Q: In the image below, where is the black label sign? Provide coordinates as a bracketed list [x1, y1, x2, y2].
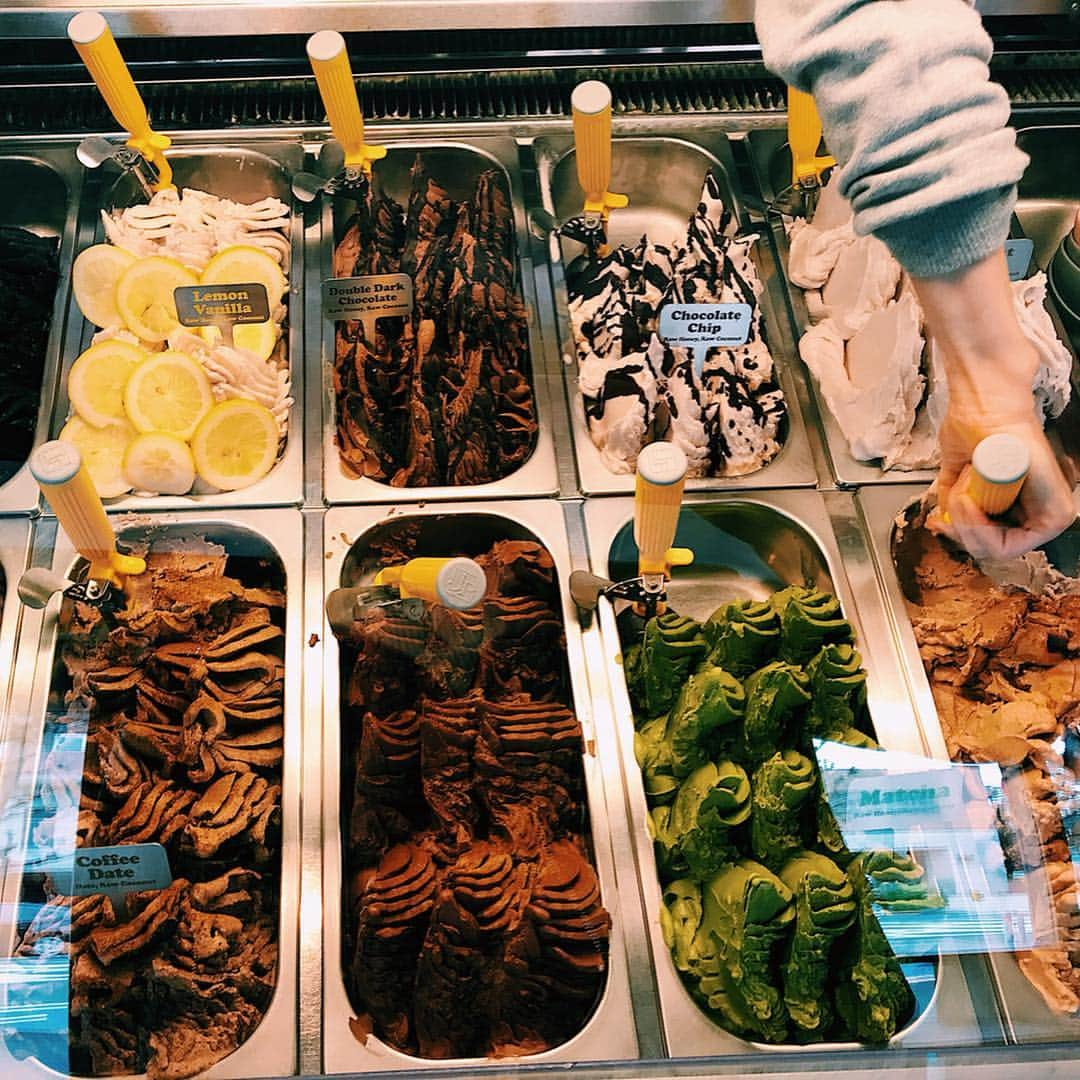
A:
[322, 272, 413, 322]
[174, 282, 271, 327]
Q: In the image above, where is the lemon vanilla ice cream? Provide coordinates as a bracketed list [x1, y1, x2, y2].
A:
[65, 187, 293, 498]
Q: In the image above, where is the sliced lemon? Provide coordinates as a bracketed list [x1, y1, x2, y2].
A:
[116, 255, 198, 344]
[201, 245, 287, 305]
[191, 398, 279, 491]
[58, 415, 134, 499]
[72, 244, 137, 329]
[199, 319, 279, 361]
[123, 350, 214, 440]
[67, 339, 147, 428]
[123, 431, 196, 495]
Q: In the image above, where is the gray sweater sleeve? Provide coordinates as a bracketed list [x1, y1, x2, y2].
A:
[753, 0, 1028, 278]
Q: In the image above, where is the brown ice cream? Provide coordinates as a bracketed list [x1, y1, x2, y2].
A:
[10, 545, 286, 1078]
[898, 520, 1080, 1012]
[333, 155, 537, 486]
[337, 535, 609, 1058]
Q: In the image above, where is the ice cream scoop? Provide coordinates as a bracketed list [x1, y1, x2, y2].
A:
[562, 81, 628, 256]
[68, 12, 173, 191]
[300, 30, 386, 202]
[770, 87, 836, 222]
[29, 439, 145, 592]
[326, 556, 487, 634]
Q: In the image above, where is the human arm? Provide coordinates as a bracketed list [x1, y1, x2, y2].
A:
[910, 252, 1075, 559]
[754, 0, 1074, 555]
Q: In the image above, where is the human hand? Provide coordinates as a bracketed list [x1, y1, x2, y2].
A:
[927, 400, 1075, 561]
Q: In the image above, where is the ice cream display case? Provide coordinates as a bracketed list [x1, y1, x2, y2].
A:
[0, 3, 1077, 1078]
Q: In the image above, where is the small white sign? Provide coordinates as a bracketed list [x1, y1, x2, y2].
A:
[72, 843, 172, 900]
[658, 303, 752, 378]
[1005, 238, 1033, 281]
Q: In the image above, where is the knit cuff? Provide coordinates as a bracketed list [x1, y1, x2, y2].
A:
[872, 186, 1017, 279]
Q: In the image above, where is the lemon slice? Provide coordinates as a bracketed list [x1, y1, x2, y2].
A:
[199, 319, 279, 361]
[58, 415, 134, 499]
[123, 350, 214, 440]
[73, 244, 137, 328]
[68, 339, 146, 428]
[116, 256, 198, 344]
[201, 245, 287, 305]
[191, 398, 279, 491]
[123, 431, 196, 495]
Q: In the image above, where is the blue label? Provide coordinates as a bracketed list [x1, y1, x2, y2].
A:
[1005, 238, 1033, 281]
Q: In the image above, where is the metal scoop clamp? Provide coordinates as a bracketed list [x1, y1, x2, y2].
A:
[21, 440, 147, 610]
[769, 87, 836, 224]
[571, 442, 694, 622]
[68, 11, 173, 199]
[530, 80, 628, 253]
[326, 556, 488, 635]
[293, 30, 387, 204]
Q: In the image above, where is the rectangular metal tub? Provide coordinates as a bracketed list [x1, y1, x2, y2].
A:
[746, 127, 1080, 487]
[532, 130, 817, 496]
[52, 138, 306, 511]
[0, 508, 303, 1078]
[317, 138, 559, 504]
[744, 129, 936, 490]
[582, 489, 983, 1056]
[320, 500, 636, 1071]
[858, 482, 1080, 1045]
[0, 144, 83, 514]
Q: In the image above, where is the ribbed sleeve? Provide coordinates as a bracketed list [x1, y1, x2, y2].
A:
[754, 0, 1029, 278]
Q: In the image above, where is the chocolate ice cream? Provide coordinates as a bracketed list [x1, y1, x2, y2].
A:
[9, 544, 286, 1079]
[897, 517, 1080, 1012]
[336, 535, 609, 1058]
[333, 157, 537, 486]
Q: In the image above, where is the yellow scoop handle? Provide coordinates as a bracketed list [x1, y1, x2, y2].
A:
[374, 557, 487, 609]
[67, 11, 173, 190]
[30, 441, 145, 588]
[788, 86, 836, 188]
[939, 433, 1030, 525]
[634, 443, 693, 578]
[571, 80, 628, 220]
[307, 30, 386, 175]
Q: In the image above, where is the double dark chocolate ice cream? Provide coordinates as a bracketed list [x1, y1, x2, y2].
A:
[333, 157, 537, 487]
[9, 545, 286, 1079]
[336, 534, 609, 1058]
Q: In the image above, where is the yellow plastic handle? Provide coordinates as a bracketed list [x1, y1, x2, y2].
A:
[68, 11, 173, 190]
[307, 30, 386, 175]
[968, 433, 1030, 516]
[30, 441, 146, 588]
[571, 80, 628, 219]
[634, 443, 689, 577]
[374, 557, 487, 609]
[788, 86, 836, 188]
